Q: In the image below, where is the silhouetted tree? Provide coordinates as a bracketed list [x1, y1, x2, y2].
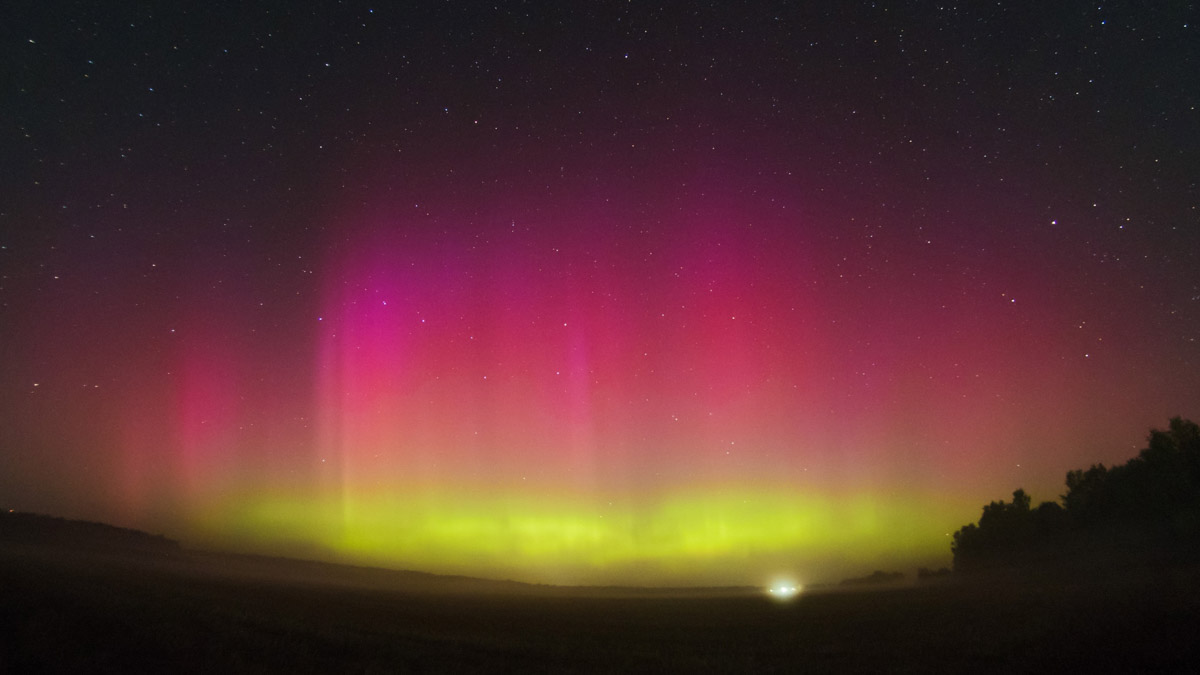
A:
[1033, 501, 1068, 535]
[1061, 417, 1200, 526]
[916, 567, 952, 581]
[954, 417, 1200, 573]
[1063, 464, 1109, 522]
[952, 489, 1042, 571]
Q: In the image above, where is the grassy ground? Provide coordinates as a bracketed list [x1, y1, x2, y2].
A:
[2, 542, 1199, 673]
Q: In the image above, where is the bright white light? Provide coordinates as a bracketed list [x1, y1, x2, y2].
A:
[767, 582, 802, 600]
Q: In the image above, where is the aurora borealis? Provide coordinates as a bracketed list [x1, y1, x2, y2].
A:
[2, 2, 1198, 586]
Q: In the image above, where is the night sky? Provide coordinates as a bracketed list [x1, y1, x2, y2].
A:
[2, 2, 1198, 586]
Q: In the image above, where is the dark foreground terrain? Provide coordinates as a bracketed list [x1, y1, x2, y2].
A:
[2, 522, 1199, 673]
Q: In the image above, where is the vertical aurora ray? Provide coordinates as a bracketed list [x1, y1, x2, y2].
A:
[175, 327, 242, 500]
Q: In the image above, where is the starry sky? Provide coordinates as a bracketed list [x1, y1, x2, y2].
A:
[2, 1, 1198, 586]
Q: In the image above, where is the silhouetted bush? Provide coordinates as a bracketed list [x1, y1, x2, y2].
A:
[839, 570, 904, 586]
[916, 567, 952, 581]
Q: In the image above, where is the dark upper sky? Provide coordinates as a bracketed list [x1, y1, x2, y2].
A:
[1, 1, 1198, 585]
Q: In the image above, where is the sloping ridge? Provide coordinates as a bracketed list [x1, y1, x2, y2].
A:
[0, 511, 180, 554]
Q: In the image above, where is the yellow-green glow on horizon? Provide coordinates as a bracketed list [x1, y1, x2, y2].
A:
[187, 485, 970, 585]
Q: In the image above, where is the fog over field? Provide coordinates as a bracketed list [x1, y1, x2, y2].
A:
[3, 513, 1199, 672]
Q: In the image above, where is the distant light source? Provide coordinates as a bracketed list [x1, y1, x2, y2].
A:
[767, 583, 801, 600]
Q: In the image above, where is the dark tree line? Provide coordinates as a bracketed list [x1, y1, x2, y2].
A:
[952, 417, 1200, 573]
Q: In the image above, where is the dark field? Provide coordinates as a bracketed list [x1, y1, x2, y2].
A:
[3, 541, 1199, 673]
